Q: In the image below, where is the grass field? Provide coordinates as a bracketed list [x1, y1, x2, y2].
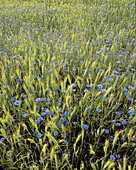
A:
[0, 0, 136, 169]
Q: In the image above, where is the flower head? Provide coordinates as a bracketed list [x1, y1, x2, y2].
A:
[58, 125, 62, 128]
[120, 118, 127, 125]
[115, 154, 121, 159]
[62, 153, 67, 158]
[102, 89, 107, 93]
[73, 121, 77, 125]
[63, 140, 68, 146]
[45, 109, 50, 114]
[60, 118, 66, 122]
[23, 113, 29, 117]
[115, 111, 120, 115]
[37, 133, 42, 138]
[128, 97, 133, 101]
[87, 106, 91, 111]
[41, 112, 46, 116]
[110, 155, 116, 161]
[83, 124, 89, 129]
[110, 136, 114, 141]
[128, 110, 134, 116]
[84, 89, 89, 93]
[14, 101, 20, 106]
[0, 137, 5, 142]
[54, 131, 58, 136]
[105, 129, 109, 133]
[36, 119, 41, 124]
[36, 98, 41, 102]
[96, 108, 102, 112]
[66, 120, 69, 124]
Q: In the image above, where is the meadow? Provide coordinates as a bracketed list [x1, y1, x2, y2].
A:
[0, 0, 136, 169]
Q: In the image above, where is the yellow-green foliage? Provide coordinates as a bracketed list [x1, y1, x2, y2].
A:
[0, 0, 135, 169]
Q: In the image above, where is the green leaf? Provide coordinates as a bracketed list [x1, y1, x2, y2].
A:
[123, 157, 127, 170]
[46, 132, 60, 149]
[89, 144, 95, 155]
[103, 139, 109, 154]
[90, 163, 97, 170]
[108, 162, 115, 169]
[74, 133, 82, 153]
[102, 160, 111, 170]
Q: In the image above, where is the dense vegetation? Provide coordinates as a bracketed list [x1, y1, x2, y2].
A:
[0, 0, 135, 169]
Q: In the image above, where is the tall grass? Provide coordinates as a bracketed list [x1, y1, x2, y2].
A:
[0, 0, 136, 169]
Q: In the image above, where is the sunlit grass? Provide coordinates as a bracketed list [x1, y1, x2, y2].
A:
[0, 0, 136, 169]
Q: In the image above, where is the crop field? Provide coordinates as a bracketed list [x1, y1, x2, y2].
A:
[0, 0, 136, 169]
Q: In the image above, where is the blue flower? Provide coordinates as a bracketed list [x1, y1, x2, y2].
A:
[120, 118, 127, 125]
[105, 129, 109, 133]
[110, 155, 116, 161]
[41, 112, 46, 116]
[53, 87, 57, 91]
[73, 122, 77, 125]
[114, 75, 118, 78]
[115, 111, 120, 115]
[23, 95, 27, 98]
[86, 84, 92, 87]
[63, 140, 68, 146]
[41, 98, 46, 101]
[38, 117, 43, 121]
[96, 108, 102, 112]
[37, 133, 42, 138]
[14, 101, 20, 106]
[60, 118, 66, 122]
[66, 121, 69, 124]
[23, 113, 29, 117]
[115, 123, 121, 126]
[36, 98, 41, 102]
[83, 124, 89, 129]
[62, 153, 67, 158]
[58, 125, 62, 128]
[7, 151, 13, 157]
[110, 136, 114, 141]
[36, 119, 41, 124]
[0, 137, 5, 142]
[64, 111, 69, 116]
[84, 89, 89, 93]
[45, 109, 50, 114]
[109, 78, 113, 81]
[112, 120, 115, 124]
[115, 154, 121, 159]
[128, 110, 134, 116]
[36, 106, 39, 110]
[87, 106, 91, 111]
[128, 97, 133, 101]
[59, 108, 63, 112]
[128, 86, 133, 89]
[57, 102, 61, 106]
[102, 89, 107, 93]
[105, 97, 110, 101]
[124, 155, 129, 160]
[54, 131, 58, 136]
